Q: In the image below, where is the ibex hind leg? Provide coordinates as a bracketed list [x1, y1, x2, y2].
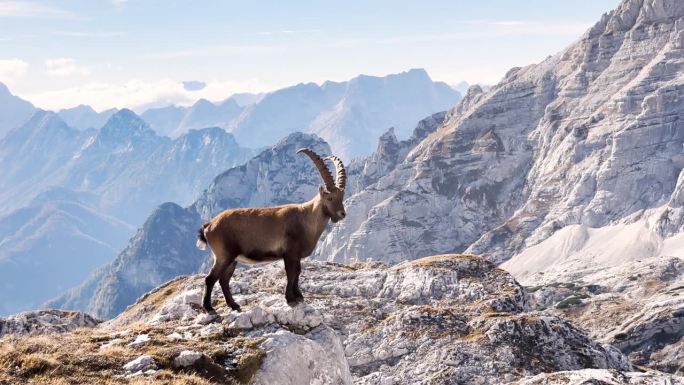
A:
[219, 260, 241, 312]
[203, 250, 229, 314]
[284, 258, 304, 306]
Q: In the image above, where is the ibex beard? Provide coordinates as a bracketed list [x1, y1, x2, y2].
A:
[196, 148, 347, 313]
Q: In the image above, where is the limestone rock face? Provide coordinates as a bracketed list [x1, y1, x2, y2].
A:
[314, 0, 684, 270]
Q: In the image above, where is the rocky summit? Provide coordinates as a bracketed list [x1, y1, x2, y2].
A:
[2, 255, 681, 384]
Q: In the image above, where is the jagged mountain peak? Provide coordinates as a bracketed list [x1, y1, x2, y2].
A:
[192, 98, 213, 107]
[95, 108, 155, 145]
[0, 82, 36, 138]
[103, 108, 148, 130]
[0, 82, 12, 96]
[61, 104, 96, 114]
[6, 110, 76, 139]
[57, 105, 117, 131]
[618, 0, 684, 25]
[193, 131, 331, 219]
[168, 127, 242, 160]
[378, 126, 398, 144]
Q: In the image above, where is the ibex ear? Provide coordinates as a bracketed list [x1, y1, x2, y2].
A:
[318, 185, 329, 196]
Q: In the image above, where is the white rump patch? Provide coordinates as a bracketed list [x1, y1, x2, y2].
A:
[196, 239, 207, 250]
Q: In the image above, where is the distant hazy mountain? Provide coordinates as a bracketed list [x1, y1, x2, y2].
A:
[230, 69, 460, 159]
[308, 69, 459, 158]
[0, 195, 133, 316]
[142, 98, 243, 138]
[139, 69, 460, 159]
[227, 92, 260, 107]
[57, 105, 118, 130]
[0, 108, 255, 314]
[49, 132, 330, 319]
[0, 109, 255, 224]
[0, 82, 35, 139]
[139, 105, 185, 136]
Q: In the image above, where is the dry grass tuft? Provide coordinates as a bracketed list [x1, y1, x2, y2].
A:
[0, 321, 266, 385]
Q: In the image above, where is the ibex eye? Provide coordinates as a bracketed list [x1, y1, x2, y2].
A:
[327, 197, 333, 202]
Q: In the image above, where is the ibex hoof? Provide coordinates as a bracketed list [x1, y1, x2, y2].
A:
[229, 304, 242, 312]
[286, 298, 304, 307]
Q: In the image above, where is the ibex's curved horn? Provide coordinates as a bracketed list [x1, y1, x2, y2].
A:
[326, 155, 346, 191]
[297, 148, 335, 190]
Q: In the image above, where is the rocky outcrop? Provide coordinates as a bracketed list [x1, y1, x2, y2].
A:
[6, 255, 680, 384]
[101, 255, 637, 384]
[515, 255, 684, 375]
[0, 310, 99, 337]
[509, 369, 684, 385]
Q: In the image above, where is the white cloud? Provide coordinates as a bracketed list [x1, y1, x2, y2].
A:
[45, 58, 91, 77]
[24, 78, 274, 111]
[0, 1, 76, 19]
[0, 58, 28, 85]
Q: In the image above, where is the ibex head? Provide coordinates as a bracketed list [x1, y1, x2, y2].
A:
[297, 148, 347, 223]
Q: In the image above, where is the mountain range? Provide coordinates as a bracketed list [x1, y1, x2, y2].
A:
[141, 69, 460, 159]
[228, 68, 460, 158]
[41, 0, 684, 375]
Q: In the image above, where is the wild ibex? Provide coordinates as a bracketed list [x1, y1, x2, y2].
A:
[196, 148, 347, 313]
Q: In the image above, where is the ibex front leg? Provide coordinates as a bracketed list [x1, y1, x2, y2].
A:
[293, 259, 304, 302]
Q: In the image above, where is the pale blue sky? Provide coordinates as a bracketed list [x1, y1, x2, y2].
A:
[0, 0, 621, 110]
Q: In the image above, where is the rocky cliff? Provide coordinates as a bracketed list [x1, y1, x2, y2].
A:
[315, 0, 684, 268]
